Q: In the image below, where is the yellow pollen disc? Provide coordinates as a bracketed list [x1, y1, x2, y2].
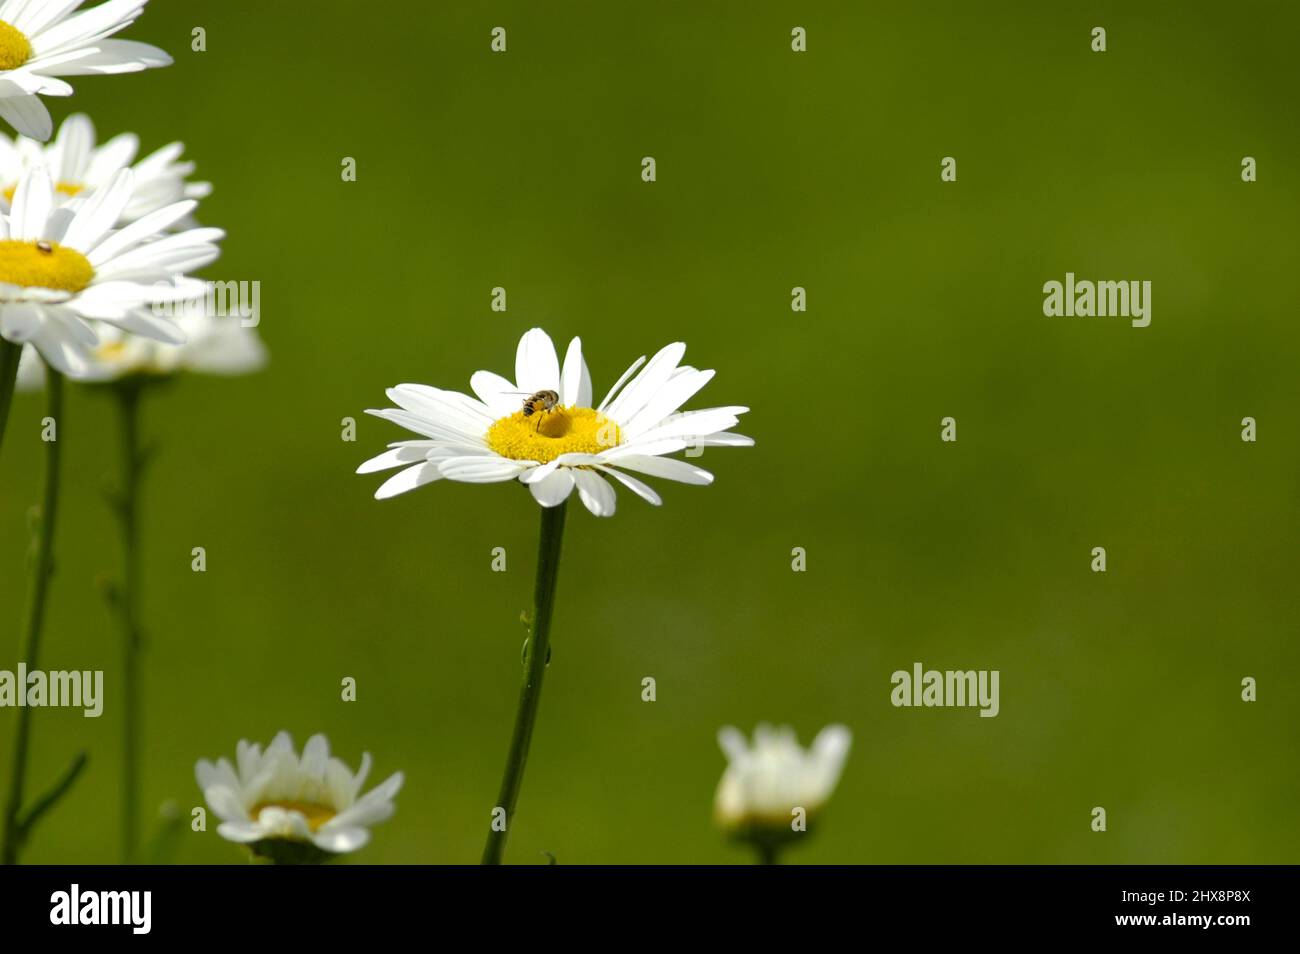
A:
[3, 182, 83, 202]
[0, 239, 94, 293]
[487, 406, 622, 463]
[250, 800, 337, 833]
[0, 21, 32, 71]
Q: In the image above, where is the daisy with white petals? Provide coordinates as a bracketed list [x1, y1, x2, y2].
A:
[196, 732, 404, 864]
[13, 309, 266, 388]
[0, 165, 222, 375]
[359, 327, 752, 517]
[0, 0, 170, 141]
[715, 723, 852, 862]
[360, 328, 752, 863]
[0, 112, 211, 223]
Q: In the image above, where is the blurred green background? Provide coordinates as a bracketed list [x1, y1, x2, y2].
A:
[1, 0, 1298, 864]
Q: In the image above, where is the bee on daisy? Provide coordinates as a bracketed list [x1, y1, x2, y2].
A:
[196, 732, 404, 864]
[0, 0, 172, 141]
[358, 327, 752, 516]
[360, 327, 751, 865]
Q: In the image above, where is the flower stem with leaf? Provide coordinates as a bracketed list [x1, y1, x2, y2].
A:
[1, 370, 87, 864]
[481, 500, 568, 865]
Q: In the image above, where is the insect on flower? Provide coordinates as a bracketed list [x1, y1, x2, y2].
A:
[519, 388, 559, 431]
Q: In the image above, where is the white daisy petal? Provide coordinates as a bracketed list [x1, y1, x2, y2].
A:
[356, 445, 433, 475]
[528, 467, 575, 507]
[606, 454, 714, 485]
[514, 326, 560, 393]
[374, 462, 442, 499]
[572, 468, 617, 517]
[437, 456, 527, 483]
[470, 369, 522, 417]
[311, 826, 370, 853]
[605, 341, 686, 424]
[0, 94, 51, 142]
[559, 336, 592, 408]
[621, 368, 716, 439]
[595, 464, 662, 506]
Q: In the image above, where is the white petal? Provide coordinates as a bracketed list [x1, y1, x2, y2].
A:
[621, 368, 715, 439]
[311, 826, 370, 853]
[559, 336, 591, 407]
[595, 465, 662, 506]
[356, 445, 432, 474]
[514, 327, 559, 394]
[572, 468, 616, 517]
[436, 456, 526, 483]
[605, 342, 686, 424]
[0, 94, 51, 142]
[10, 167, 53, 240]
[605, 454, 713, 485]
[470, 369, 521, 417]
[374, 461, 442, 499]
[60, 167, 132, 250]
[596, 354, 646, 412]
[528, 467, 574, 507]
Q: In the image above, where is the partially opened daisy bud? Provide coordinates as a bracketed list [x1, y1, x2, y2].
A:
[714, 723, 851, 856]
[195, 732, 404, 865]
[358, 327, 753, 516]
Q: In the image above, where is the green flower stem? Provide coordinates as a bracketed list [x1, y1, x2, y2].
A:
[0, 338, 21, 459]
[481, 500, 568, 865]
[110, 382, 147, 864]
[756, 843, 782, 866]
[2, 370, 71, 865]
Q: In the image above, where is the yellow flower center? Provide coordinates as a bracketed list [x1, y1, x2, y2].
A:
[486, 406, 621, 463]
[250, 800, 337, 833]
[0, 21, 32, 71]
[0, 239, 94, 293]
[3, 182, 84, 202]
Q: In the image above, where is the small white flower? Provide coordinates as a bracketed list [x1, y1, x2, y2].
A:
[0, 0, 172, 141]
[0, 165, 222, 375]
[0, 113, 211, 224]
[12, 308, 266, 387]
[196, 731, 404, 861]
[714, 723, 851, 838]
[358, 327, 753, 517]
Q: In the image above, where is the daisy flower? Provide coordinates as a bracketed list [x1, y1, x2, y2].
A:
[0, 165, 221, 375]
[196, 731, 404, 863]
[0, 0, 171, 141]
[0, 112, 211, 224]
[13, 307, 266, 387]
[358, 327, 753, 517]
[714, 723, 851, 847]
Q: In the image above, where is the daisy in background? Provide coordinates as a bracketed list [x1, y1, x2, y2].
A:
[0, 161, 230, 862]
[0, 165, 222, 375]
[714, 723, 852, 864]
[13, 307, 267, 387]
[197, 732, 404, 864]
[359, 327, 751, 865]
[359, 327, 752, 516]
[0, 0, 170, 141]
[0, 112, 211, 224]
